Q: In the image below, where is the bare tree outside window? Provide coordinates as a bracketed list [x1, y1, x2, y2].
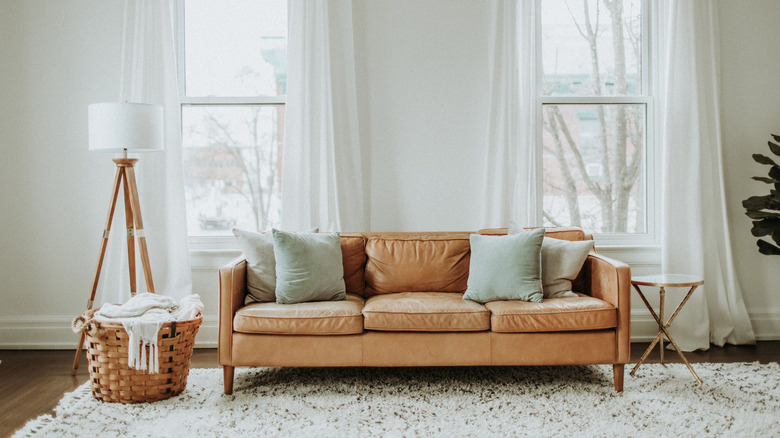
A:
[541, 0, 646, 234]
[182, 105, 283, 234]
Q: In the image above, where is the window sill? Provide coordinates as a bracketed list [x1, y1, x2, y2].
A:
[188, 237, 241, 270]
[594, 244, 661, 267]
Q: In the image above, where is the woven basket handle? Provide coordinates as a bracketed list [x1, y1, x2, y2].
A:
[72, 315, 105, 337]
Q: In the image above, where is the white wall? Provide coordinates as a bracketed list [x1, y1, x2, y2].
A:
[0, 1, 123, 346]
[354, 0, 491, 232]
[1, 0, 778, 348]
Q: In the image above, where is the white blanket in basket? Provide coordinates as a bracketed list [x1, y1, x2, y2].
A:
[95, 293, 203, 373]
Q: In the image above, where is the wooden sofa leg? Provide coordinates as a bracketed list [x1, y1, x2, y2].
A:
[613, 364, 624, 392]
[223, 365, 235, 395]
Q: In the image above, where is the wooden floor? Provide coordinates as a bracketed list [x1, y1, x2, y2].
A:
[2, 342, 778, 437]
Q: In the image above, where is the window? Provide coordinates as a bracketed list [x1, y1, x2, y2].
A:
[539, 0, 654, 240]
[177, 0, 287, 237]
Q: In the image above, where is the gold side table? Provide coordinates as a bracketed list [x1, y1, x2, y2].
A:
[630, 274, 704, 384]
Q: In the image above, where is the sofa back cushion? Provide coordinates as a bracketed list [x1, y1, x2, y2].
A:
[337, 228, 590, 298]
[340, 234, 367, 296]
[364, 233, 471, 295]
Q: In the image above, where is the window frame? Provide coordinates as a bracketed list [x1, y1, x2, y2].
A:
[175, 0, 287, 250]
[534, 0, 659, 247]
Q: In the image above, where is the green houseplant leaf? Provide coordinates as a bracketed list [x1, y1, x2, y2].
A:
[745, 210, 780, 220]
[753, 154, 779, 167]
[752, 177, 780, 184]
[751, 218, 780, 238]
[769, 165, 780, 180]
[742, 195, 780, 211]
[744, 134, 780, 255]
[757, 239, 780, 255]
[769, 141, 780, 156]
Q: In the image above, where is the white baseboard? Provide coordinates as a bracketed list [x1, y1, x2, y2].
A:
[742, 308, 780, 341]
[1, 309, 777, 349]
[0, 314, 219, 349]
[629, 308, 780, 342]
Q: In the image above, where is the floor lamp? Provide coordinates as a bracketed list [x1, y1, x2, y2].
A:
[72, 102, 164, 374]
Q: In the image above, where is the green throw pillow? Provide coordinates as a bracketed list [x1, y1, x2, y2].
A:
[463, 228, 544, 303]
[507, 224, 594, 298]
[233, 227, 318, 303]
[272, 229, 347, 304]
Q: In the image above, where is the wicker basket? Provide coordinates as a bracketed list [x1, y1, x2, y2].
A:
[75, 307, 202, 404]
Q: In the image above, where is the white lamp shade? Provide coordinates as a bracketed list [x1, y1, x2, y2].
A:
[88, 102, 164, 152]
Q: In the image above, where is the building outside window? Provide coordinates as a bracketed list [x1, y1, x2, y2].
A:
[177, 0, 287, 238]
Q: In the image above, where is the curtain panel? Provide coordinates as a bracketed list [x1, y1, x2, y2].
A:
[660, 0, 755, 350]
[482, 0, 538, 229]
[99, 0, 192, 303]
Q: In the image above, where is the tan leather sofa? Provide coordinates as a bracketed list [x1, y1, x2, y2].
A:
[218, 227, 631, 393]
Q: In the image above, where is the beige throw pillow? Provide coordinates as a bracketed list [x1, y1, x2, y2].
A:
[507, 224, 594, 298]
[540, 237, 594, 298]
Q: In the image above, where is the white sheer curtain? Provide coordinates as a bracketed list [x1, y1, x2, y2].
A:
[660, 0, 755, 350]
[482, 0, 538, 228]
[281, 0, 366, 232]
[99, 0, 192, 303]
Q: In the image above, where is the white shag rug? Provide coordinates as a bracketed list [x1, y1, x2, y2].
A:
[15, 362, 780, 437]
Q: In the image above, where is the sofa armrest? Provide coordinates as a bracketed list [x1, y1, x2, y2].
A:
[218, 256, 247, 366]
[584, 253, 631, 364]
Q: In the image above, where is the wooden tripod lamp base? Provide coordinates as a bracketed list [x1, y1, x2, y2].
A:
[74, 102, 164, 374]
[72, 157, 157, 374]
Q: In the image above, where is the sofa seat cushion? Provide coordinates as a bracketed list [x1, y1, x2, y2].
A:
[363, 292, 490, 332]
[234, 293, 364, 335]
[485, 293, 616, 333]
